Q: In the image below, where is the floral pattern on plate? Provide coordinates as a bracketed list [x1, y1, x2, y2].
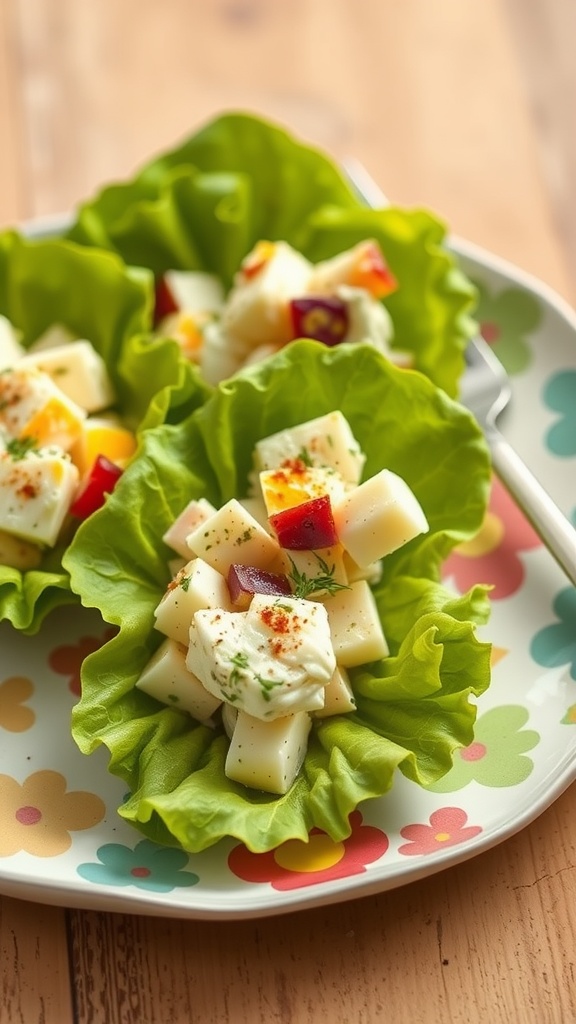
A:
[1, 240, 576, 917]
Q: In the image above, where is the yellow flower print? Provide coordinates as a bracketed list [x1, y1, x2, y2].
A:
[0, 770, 105, 857]
[0, 676, 35, 732]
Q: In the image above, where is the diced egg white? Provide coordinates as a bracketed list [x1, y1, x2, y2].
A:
[20, 340, 116, 413]
[186, 595, 335, 720]
[162, 497, 217, 560]
[254, 411, 366, 486]
[323, 579, 389, 667]
[0, 315, 25, 369]
[0, 445, 79, 546]
[0, 365, 86, 451]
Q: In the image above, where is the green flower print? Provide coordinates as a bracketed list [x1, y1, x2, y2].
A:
[473, 281, 541, 374]
[77, 838, 199, 892]
[426, 705, 540, 792]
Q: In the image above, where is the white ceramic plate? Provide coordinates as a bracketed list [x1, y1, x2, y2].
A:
[1, 237, 576, 920]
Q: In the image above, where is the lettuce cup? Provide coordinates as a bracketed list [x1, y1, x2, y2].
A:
[0, 231, 211, 633]
[66, 111, 477, 397]
[64, 341, 492, 854]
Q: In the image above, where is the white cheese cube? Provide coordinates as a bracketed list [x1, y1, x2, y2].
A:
[186, 498, 279, 574]
[135, 637, 221, 723]
[223, 241, 313, 350]
[154, 557, 233, 645]
[0, 446, 79, 546]
[20, 340, 116, 413]
[324, 579, 389, 667]
[187, 595, 335, 720]
[0, 527, 42, 569]
[314, 665, 356, 718]
[164, 270, 225, 313]
[162, 497, 217, 559]
[273, 545, 348, 599]
[225, 709, 312, 794]
[260, 464, 347, 516]
[0, 365, 86, 450]
[0, 315, 25, 369]
[333, 469, 429, 565]
[254, 411, 365, 486]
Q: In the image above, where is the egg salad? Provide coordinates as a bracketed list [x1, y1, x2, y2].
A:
[155, 239, 411, 384]
[0, 317, 136, 567]
[136, 410, 429, 795]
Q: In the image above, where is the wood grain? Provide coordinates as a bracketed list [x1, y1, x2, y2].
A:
[0, 897, 73, 1024]
[66, 791, 576, 1024]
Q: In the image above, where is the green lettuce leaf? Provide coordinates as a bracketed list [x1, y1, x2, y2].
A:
[0, 231, 212, 633]
[64, 341, 492, 853]
[65, 111, 476, 396]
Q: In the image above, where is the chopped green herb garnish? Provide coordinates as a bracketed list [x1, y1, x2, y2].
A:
[297, 446, 313, 467]
[288, 553, 351, 599]
[6, 436, 38, 460]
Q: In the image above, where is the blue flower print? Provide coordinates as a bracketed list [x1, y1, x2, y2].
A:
[530, 588, 576, 681]
[543, 371, 576, 457]
[77, 838, 199, 892]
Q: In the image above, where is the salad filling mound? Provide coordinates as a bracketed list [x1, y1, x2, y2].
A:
[142, 410, 430, 795]
[0, 232, 211, 633]
[154, 238, 411, 385]
[65, 111, 478, 397]
[65, 341, 493, 854]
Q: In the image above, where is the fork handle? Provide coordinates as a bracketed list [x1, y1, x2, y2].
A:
[490, 429, 576, 587]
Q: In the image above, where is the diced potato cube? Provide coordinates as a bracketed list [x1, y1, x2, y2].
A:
[27, 322, 78, 352]
[254, 411, 365, 485]
[0, 528, 42, 569]
[314, 665, 357, 718]
[135, 637, 221, 723]
[186, 498, 279, 574]
[162, 497, 217, 559]
[224, 709, 312, 794]
[20, 340, 116, 413]
[273, 544, 348, 598]
[323, 579, 388, 667]
[333, 469, 429, 565]
[154, 558, 232, 645]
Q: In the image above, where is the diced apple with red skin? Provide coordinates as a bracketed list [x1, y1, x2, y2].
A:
[289, 296, 349, 346]
[269, 494, 338, 550]
[227, 563, 292, 609]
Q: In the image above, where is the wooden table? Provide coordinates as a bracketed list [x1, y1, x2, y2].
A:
[1, 2, 575, 1021]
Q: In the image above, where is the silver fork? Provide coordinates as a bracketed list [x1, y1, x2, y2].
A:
[462, 334, 576, 586]
[344, 161, 576, 587]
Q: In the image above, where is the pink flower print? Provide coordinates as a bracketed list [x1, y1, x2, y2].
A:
[443, 475, 541, 599]
[398, 807, 482, 856]
[228, 811, 389, 890]
[49, 628, 116, 696]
